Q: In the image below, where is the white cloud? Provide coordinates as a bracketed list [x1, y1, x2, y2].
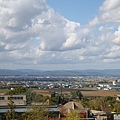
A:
[100, 0, 120, 11]
[0, 0, 120, 69]
[90, 0, 120, 26]
[114, 26, 120, 45]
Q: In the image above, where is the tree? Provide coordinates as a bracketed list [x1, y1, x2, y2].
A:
[5, 95, 17, 120]
[76, 90, 83, 100]
[33, 94, 49, 103]
[6, 87, 51, 104]
[22, 105, 47, 120]
[81, 97, 90, 108]
[25, 88, 37, 103]
[70, 90, 83, 100]
[6, 87, 29, 95]
[112, 101, 120, 113]
[64, 110, 82, 120]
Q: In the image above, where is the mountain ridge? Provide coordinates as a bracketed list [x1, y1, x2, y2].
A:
[0, 69, 120, 76]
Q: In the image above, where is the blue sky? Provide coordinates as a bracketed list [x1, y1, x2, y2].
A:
[46, 0, 104, 24]
[0, 0, 120, 70]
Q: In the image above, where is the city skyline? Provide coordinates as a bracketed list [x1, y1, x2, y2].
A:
[0, 0, 120, 70]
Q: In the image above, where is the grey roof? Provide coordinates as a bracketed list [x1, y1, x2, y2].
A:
[0, 106, 60, 113]
[45, 107, 59, 112]
[0, 108, 26, 113]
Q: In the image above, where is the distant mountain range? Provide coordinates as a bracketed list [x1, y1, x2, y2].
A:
[0, 69, 120, 76]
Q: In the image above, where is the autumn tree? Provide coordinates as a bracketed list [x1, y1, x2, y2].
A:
[64, 110, 82, 120]
[112, 101, 120, 113]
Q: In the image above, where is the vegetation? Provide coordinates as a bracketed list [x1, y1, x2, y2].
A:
[3, 87, 120, 119]
[33, 94, 49, 103]
[50, 90, 83, 105]
[6, 87, 29, 95]
[81, 96, 120, 113]
[50, 91, 69, 105]
[0, 88, 9, 93]
[112, 101, 120, 113]
[64, 110, 82, 120]
[6, 87, 49, 103]
[70, 90, 83, 100]
[5, 95, 17, 120]
[22, 105, 47, 120]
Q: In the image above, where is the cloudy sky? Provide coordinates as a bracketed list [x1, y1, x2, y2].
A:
[0, 0, 120, 70]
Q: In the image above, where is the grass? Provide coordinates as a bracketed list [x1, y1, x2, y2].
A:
[0, 89, 9, 94]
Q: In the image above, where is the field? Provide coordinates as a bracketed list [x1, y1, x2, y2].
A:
[0, 88, 119, 98]
[34, 88, 120, 97]
[0, 89, 9, 95]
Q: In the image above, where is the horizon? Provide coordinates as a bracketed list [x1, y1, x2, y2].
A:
[1, 68, 120, 71]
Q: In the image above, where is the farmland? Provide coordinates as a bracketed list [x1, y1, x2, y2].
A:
[34, 88, 120, 97]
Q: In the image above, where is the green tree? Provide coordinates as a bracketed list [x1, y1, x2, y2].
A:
[33, 94, 49, 103]
[6, 87, 40, 103]
[5, 95, 17, 120]
[70, 90, 83, 100]
[6, 87, 29, 95]
[22, 105, 47, 120]
[25, 88, 37, 103]
[76, 90, 83, 100]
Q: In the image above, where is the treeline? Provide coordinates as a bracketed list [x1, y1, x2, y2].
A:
[81, 96, 120, 113]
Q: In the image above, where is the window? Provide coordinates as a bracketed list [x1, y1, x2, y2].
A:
[0, 97, 4, 100]
[20, 97, 23, 100]
[8, 96, 23, 100]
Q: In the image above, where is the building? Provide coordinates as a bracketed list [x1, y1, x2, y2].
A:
[0, 95, 60, 120]
[7, 82, 27, 89]
[0, 105, 60, 120]
[60, 101, 92, 119]
[91, 110, 114, 120]
[116, 94, 120, 101]
[0, 95, 26, 106]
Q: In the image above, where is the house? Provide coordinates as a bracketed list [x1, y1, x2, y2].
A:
[60, 101, 92, 118]
[116, 94, 120, 101]
[91, 110, 114, 120]
[114, 114, 120, 120]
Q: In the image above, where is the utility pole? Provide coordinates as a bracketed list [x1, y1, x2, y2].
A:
[60, 83, 62, 96]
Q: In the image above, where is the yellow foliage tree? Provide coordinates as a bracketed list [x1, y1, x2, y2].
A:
[64, 110, 82, 120]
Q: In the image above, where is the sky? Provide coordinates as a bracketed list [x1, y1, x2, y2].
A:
[0, 0, 120, 70]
